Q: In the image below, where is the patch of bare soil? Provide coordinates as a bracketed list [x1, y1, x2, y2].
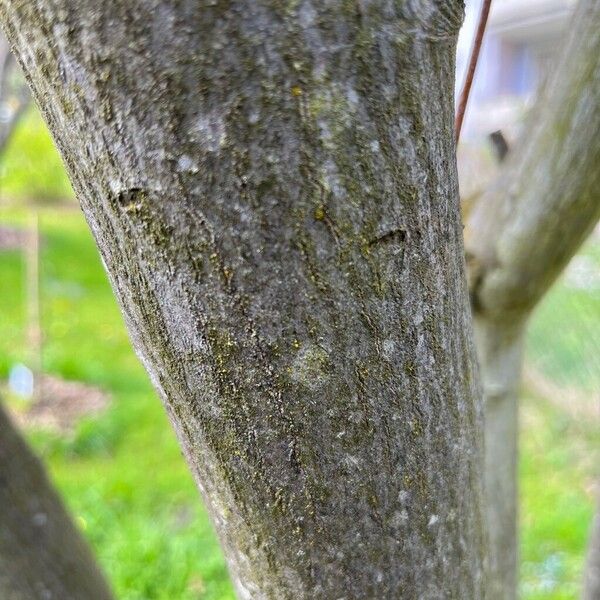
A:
[7, 374, 110, 433]
[0, 225, 28, 250]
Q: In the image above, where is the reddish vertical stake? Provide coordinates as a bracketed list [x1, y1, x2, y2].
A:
[455, 0, 493, 144]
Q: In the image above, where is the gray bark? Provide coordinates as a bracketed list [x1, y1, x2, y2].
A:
[465, 1, 600, 598]
[0, 403, 114, 600]
[0, 1, 487, 598]
[466, 0, 600, 322]
[584, 497, 600, 600]
[473, 320, 523, 600]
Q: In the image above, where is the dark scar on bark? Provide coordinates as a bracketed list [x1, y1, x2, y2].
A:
[368, 229, 407, 247]
[116, 187, 145, 208]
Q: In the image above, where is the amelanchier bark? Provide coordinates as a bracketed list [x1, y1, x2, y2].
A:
[0, 404, 114, 600]
[465, 0, 600, 597]
[583, 495, 600, 600]
[1, 1, 487, 598]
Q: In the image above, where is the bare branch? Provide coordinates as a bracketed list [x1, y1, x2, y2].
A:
[464, 3, 600, 596]
[465, 0, 600, 323]
[455, 0, 492, 143]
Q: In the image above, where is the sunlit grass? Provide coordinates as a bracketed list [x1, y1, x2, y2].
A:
[519, 392, 598, 599]
[0, 204, 233, 600]
[0, 108, 74, 202]
[527, 236, 600, 393]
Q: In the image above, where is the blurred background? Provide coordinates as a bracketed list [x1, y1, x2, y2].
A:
[0, 1, 598, 598]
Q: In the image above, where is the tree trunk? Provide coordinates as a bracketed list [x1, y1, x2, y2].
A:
[465, 1, 600, 597]
[0, 2, 487, 597]
[473, 319, 524, 600]
[584, 497, 600, 600]
[0, 404, 114, 600]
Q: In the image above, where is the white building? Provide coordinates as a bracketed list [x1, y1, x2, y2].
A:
[457, 0, 577, 139]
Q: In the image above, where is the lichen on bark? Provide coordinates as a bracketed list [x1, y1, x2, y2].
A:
[0, 1, 486, 598]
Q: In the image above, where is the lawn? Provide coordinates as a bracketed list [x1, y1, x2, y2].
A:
[0, 204, 234, 600]
[0, 110, 598, 599]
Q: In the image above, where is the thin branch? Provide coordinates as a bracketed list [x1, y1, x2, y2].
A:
[455, 0, 492, 144]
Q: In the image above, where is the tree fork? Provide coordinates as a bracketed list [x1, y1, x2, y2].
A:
[466, 1, 600, 597]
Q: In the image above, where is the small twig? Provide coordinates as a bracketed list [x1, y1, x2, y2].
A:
[455, 0, 493, 144]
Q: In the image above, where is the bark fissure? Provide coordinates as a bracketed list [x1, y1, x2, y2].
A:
[1, 2, 487, 598]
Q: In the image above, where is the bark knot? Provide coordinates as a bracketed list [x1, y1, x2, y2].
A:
[116, 187, 145, 210]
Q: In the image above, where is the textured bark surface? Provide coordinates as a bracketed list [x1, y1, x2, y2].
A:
[465, 1, 600, 598]
[0, 404, 114, 600]
[0, 2, 487, 597]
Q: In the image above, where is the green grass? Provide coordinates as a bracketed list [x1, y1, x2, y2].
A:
[0, 206, 233, 600]
[0, 109, 598, 599]
[519, 394, 599, 599]
[527, 237, 600, 392]
[0, 107, 74, 202]
[519, 237, 600, 598]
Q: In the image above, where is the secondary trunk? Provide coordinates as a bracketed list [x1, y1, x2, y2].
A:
[1, 2, 486, 597]
[0, 404, 114, 600]
[465, 1, 600, 597]
[583, 497, 600, 600]
[473, 319, 524, 600]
